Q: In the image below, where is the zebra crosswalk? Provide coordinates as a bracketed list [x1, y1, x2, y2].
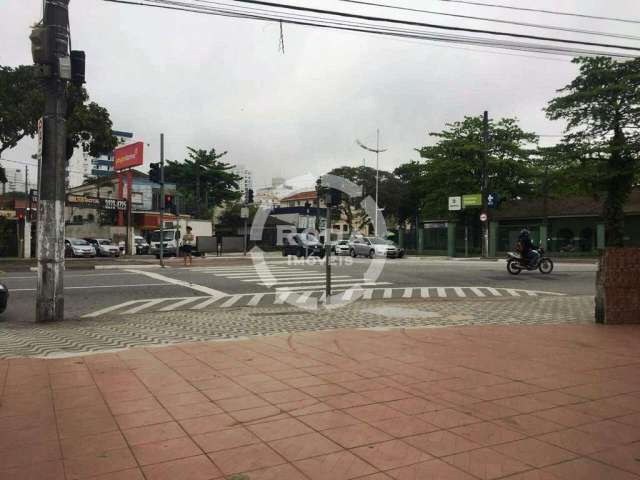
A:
[187, 264, 391, 291]
[82, 286, 565, 318]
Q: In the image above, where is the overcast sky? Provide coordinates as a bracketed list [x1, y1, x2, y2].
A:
[1, 0, 639, 188]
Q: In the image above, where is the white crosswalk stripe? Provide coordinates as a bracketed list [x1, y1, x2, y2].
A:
[81, 286, 566, 317]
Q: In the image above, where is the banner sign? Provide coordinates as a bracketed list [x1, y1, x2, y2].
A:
[114, 141, 144, 170]
[67, 195, 127, 211]
[463, 193, 482, 208]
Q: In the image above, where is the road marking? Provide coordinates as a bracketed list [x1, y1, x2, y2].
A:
[383, 288, 393, 299]
[485, 287, 502, 296]
[123, 298, 168, 314]
[470, 287, 486, 297]
[437, 288, 447, 298]
[159, 297, 203, 311]
[363, 289, 374, 300]
[453, 287, 466, 298]
[191, 295, 225, 310]
[259, 277, 357, 286]
[420, 287, 430, 298]
[275, 282, 390, 291]
[274, 292, 292, 304]
[402, 288, 413, 298]
[10, 283, 170, 292]
[296, 291, 313, 304]
[82, 300, 140, 318]
[244, 275, 350, 282]
[506, 289, 521, 297]
[247, 293, 266, 306]
[125, 269, 225, 297]
[220, 295, 242, 308]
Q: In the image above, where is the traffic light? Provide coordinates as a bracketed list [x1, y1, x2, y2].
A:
[329, 188, 342, 207]
[164, 194, 174, 212]
[70, 50, 85, 85]
[247, 189, 254, 204]
[149, 163, 161, 183]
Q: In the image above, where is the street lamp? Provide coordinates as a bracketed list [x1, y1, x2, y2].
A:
[356, 130, 387, 235]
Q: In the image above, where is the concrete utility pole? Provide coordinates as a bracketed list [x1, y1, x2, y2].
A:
[159, 133, 165, 267]
[481, 111, 490, 258]
[35, 0, 70, 322]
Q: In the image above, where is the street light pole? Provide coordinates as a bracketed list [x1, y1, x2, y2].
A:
[356, 131, 387, 236]
[159, 133, 165, 268]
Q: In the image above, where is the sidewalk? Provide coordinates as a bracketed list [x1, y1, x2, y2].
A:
[1, 299, 639, 480]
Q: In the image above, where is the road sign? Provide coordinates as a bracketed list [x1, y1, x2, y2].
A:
[448, 196, 462, 211]
[487, 192, 499, 208]
[480, 213, 488, 222]
[240, 207, 249, 219]
[114, 142, 144, 170]
[463, 193, 482, 208]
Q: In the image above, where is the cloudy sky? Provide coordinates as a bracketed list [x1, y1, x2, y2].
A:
[1, 0, 639, 188]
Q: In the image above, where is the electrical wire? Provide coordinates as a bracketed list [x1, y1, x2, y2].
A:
[335, 0, 640, 42]
[434, 0, 640, 25]
[226, 0, 640, 52]
[102, 0, 638, 58]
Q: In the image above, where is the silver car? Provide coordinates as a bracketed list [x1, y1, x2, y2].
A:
[65, 238, 96, 258]
[350, 237, 402, 258]
[332, 240, 351, 255]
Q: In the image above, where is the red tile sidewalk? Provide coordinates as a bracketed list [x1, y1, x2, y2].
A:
[1, 324, 640, 480]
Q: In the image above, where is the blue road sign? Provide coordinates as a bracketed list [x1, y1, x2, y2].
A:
[487, 192, 499, 208]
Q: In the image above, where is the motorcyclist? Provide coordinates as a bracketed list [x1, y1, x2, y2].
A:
[517, 228, 539, 267]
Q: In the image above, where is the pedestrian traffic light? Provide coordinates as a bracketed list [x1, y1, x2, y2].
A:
[164, 194, 173, 209]
[149, 163, 161, 183]
[247, 189, 254, 204]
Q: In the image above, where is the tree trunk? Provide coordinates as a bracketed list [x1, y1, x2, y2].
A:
[603, 121, 633, 247]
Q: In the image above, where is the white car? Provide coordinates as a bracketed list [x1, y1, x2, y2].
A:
[332, 240, 351, 255]
[85, 238, 120, 257]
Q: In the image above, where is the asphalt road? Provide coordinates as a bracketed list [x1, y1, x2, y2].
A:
[0, 256, 596, 322]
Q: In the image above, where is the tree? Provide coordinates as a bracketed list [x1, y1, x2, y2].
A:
[546, 56, 640, 247]
[164, 147, 241, 218]
[394, 161, 429, 226]
[328, 165, 403, 232]
[416, 115, 538, 219]
[0, 65, 117, 183]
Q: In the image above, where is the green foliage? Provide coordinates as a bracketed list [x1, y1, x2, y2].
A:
[545, 56, 640, 246]
[218, 203, 258, 230]
[415, 115, 538, 219]
[0, 64, 117, 182]
[164, 147, 241, 219]
[328, 165, 403, 231]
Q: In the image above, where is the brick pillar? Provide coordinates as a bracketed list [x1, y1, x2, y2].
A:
[596, 247, 640, 324]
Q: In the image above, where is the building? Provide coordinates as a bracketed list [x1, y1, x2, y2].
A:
[414, 190, 640, 256]
[66, 130, 135, 186]
[232, 164, 253, 200]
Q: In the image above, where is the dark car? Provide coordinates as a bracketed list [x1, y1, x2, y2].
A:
[0, 283, 8, 314]
[282, 233, 325, 258]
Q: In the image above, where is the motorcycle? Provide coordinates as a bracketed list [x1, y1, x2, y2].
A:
[506, 247, 554, 275]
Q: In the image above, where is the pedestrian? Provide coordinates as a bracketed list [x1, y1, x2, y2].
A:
[182, 226, 195, 266]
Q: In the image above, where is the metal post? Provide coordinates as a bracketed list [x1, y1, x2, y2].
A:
[126, 170, 133, 255]
[481, 111, 490, 258]
[175, 194, 180, 258]
[159, 133, 165, 267]
[36, 0, 69, 322]
[325, 197, 331, 302]
[243, 217, 248, 256]
[375, 129, 379, 235]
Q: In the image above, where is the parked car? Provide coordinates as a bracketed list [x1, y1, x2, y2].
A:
[65, 238, 96, 258]
[282, 233, 325, 258]
[0, 283, 8, 314]
[350, 237, 404, 258]
[84, 238, 120, 257]
[134, 236, 149, 255]
[331, 240, 351, 255]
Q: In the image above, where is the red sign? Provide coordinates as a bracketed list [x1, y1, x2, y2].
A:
[114, 141, 144, 170]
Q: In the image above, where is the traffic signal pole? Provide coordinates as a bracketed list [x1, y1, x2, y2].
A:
[481, 111, 489, 258]
[35, 0, 70, 322]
